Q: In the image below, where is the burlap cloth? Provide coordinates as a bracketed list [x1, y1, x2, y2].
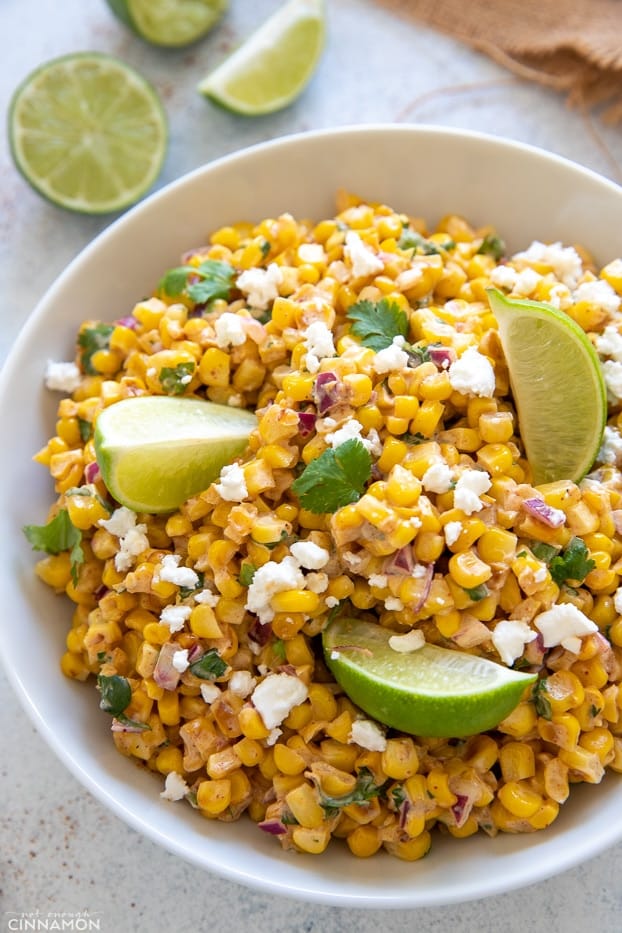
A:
[378, 0, 622, 122]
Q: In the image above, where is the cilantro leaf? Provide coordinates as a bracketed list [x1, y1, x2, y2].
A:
[397, 229, 442, 255]
[97, 673, 150, 731]
[179, 570, 204, 599]
[239, 563, 257, 587]
[319, 767, 385, 815]
[346, 298, 408, 352]
[549, 537, 595, 586]
[189, 648, 227, 680]
[77, 417, 92, 442]
[291, 439, 372, 513]
[530, 541, 559, 564]
[272, 639, 287, 662]
[159, 259, 235, 305]
[406, 345, 431, 366]
[477, 233, 506, 261]
[464, 584, 488, 601]
[531, 679, 553, 720]
[78, 323, 115, 375]
[159, 362, 195, 395]
[23, 509, 84, 585]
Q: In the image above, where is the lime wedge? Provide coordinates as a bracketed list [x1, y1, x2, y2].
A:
[198, 0, 326, 115]
[487, 287, 607, 485]
[323, 618, 536, 738]
[8, 53, 167, 215]
[94, 397, 257, 513]
[107, 0, 228, 47]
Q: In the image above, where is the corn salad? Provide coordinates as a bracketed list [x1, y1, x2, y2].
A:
[30, 192, 622, 861]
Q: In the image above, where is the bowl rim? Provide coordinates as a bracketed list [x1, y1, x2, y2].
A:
[2, 123, 622, 908]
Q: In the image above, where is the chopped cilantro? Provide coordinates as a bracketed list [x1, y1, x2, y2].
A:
[401, 431, 426, 445]
[159, 259, 235, 305]
[159, 362, 195, 395]
[179, 570, 204, 599]
[590, 704, 602, 719]
[78, 323, 114, 375]
[23, 508, 84, 586]
[280, 808, 298, 825]
[477, 233, 506, 261]
[530, 541, 559, 564]
[97, 673, 150, 731]
[77, 417, 92, 442]
[239, 563, 257, 587]
[189, 648, 227, 680]
[326, 599, 347, 624]
[265, 529, 290, 550]
[391, 784, 407, 809]
[531, 679, 553, 720]
[406, 344, 431, 367]
[397, 229, 441, 255]
[272, 639, 287, 662]
[291, 438, 372, 513]
[346, 298, 408, 352]
[549, 537, 595, 586]
[319, 767, 385, 816]
[464, 584, 488, 602]
[260, 239, 271, 259]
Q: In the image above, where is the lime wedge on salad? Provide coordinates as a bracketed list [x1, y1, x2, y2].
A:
[8, 53, 167, 215]
[94, 397, 257, 513]
[323, 617, 536, 738]
[487, 288, 607, 485]
[198, 0, 326, 115]
[106, 0, 228, 47]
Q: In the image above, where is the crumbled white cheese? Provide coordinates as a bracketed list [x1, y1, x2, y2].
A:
[160, 604, 192, 633]
[325, 595, 340, 608]
[349, 719, 387, 752]
[160, 771, 189, 801]
[547, 283, 572, 310]
[600, 426, 622, 465]
[324, 417, 377, 453]
[574, 279, 620, 314]
[422, 461, 453, 494]
[236, 262, 282, 310]
[513, 268, 541, 297]
[602, 359, 622, 402]
[534, 603, 598, 652]
[200, 682, 221, 704]
[305, 572, 329, 593]
[229, 670, 256, 698]
[44, 360, 82, 393]
[489, 265, 518, 290]
[513, 241, 583, 288]
[302, 320, 336, 373]
[266, 728, 282, 746]
[172, 649, 189, 673]
[388, 629, 425, 653]
[195, 589, 220, 607]
[491, 619, 537, 666]
[344, 230, 384, 279]
[99, 507, 149, 572]
[290, 540, 330, 570]
[614, 586, 622, 615]
[373, 336, 410, 374]
[448, 346, 495, 398]
[384, 596, 405, 611]
[327, 260, 349, 282]
[156, 554, 199, 589]
[595, 325, 622, 363]
[214, 312, 247, 348]
[214, 462, 248, 502]
[298, 243, 325, 264]
[453, 469, 492, 515]
[251, 673, 309, 730]
[444, 521, 463, 546]
[245, 556, 305, 624]
[369, 573, 389, 589]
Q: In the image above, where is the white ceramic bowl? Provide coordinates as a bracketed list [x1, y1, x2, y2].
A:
[2, 125, 621, 908]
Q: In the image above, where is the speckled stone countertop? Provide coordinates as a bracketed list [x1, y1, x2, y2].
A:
[1, 2, 622, 931]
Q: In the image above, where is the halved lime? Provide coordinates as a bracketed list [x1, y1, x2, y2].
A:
[198, 0, 326, 115]
[8, 53, 167, 214]
[487, 288, 607, 485]
[323, 617, 536, 738]
[107, 0, 228, 47]
[94, 397, 257, 513]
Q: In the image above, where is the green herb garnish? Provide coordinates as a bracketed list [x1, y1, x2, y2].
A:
[189, 648, 227, 680]
[346, 298, 408, 352]
[97, 673, 150, 731]
[78, 323, 115, 375]
[179, 570, 205, 599]
[530, 541, 559, 564]
[291, 438, 372, 513]
[464, 584, 488, 602]
[159, 362, 195, 395]
[239, 563, 257, 587]
[23, 509, 84, 586]
[549, 537, 595, 586]
[320, 767, 385, 816]
[159, 259, 235, 305]
[531, 678, 553, 720]
[273, 639, 287, 662]
[77, 417, 92, 442]
[477, 233, 506, 261]
[406, 344, 431, 366]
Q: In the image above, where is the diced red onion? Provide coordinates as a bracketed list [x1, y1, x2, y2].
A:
[428, 346, 456, 370]
[84, 461, 101, 484]
[521, 498, 566, 528]
[94, 584, 109, 602]
[187, 643, 204, 663]
[451, 793, 472, 829]
[411, 563, 434, 612]
[114, 315, 138, 330]
[258, 819, 288, 835]
[111, 719, 145, 733]
[153, 643, 182, 691]
[298, 411, 317, 437]
[384, 546, 414, 575]
[248, 620, 272, 647]
[398, 798, 412, 830]
[313, 372, 342, 414]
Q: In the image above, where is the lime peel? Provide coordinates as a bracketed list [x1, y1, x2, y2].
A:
[106, 0, 229, 47]
[323, 617, 536, 738]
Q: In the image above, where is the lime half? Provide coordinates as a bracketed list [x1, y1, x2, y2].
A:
[94, 396, 257, 513]
[198, 0, 326, 115]
[487, 288, 607, 485]
[107, 0, 228, 47]
[323, 617, 536, 738]
[8, 53, 167, 214]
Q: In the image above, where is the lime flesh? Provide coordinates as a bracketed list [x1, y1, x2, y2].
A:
[487, 288, 607, 485]
[107, 0, 228, 47]
[94, 397, 257, 513]
[8, 53, 167, 214]
[323, 618, 536, 738]
[198, 0, 326, 115]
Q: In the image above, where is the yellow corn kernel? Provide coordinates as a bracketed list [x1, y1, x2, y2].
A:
[273, 743, 307, 775]
[448, 550, 492, 588]
[477, 528, 517, 565]
[319, 738, 359, 772]
[476, 443, 514, 476]
[283, 700, 312, 730]
[292, 825, 331, 855]
[426, 770, 457, 807]
[435, 609, 461, 638]
[35, 553, 72, 590]
[158, 691, 180, 726]
[579, 727, 614, 764]
[270, 589, 320, 615]
[143, 622, 172, 646]
[498, 700, 538, 738]
[307, 683, 338, 721]
[609, 617, 622, 647]
[570, 655, 608, 689]
[499, 742, 536, 782]
[198, 347, 230, 387]
[478, 410, 514, 444]
[197, 778, 231, 815]
[60, 651, 90, 681]
[537, 713, 581, 751]
[414, 530, 445, 563]
[465, 734, 498, 772]
[189, 604, 223, 639]
[346, 824, 382, 858]
[381, 737, 419, 780]
[155, 746, 184, 775]
[234, 736, 264, 768]
[285, 782, 325, 829]
[164, 513, 193, 537]
[384, 831, 431, 862]
[409, 399, 444, 437]
[558, 746, 605, 782]
[238, 705, 270, 740]
[497, 780, 542, 818]
[543, 670, 585, 714]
